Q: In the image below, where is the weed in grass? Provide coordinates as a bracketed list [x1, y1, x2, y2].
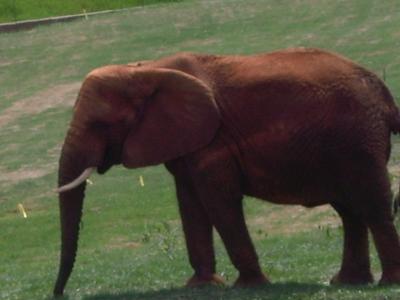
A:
[141, 221, 180, 260]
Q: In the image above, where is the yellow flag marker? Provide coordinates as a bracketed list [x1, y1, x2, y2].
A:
[86, 179, 93, 185]
[17, 204, 27, 218]
[139, 176, 145, 187]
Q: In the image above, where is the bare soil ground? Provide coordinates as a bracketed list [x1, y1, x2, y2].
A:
[248, 205, 340, 236]
[0, 82, 80, 184]
[0, 166, 51, 183]
[0, 82, 80, 128]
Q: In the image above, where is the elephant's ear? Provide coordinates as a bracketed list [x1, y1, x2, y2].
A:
[122, 68, 220, 168]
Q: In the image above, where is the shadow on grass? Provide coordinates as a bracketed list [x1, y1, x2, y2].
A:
[81, 282, 385, 300]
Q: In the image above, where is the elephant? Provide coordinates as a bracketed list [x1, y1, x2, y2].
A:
[53, 48, 400, 296]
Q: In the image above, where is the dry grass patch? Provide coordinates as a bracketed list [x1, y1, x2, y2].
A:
[106, 237, 141, 250]
[0, 82, 80, 128]
[248, 205, 340, 236]
[0, 166, 51, 183]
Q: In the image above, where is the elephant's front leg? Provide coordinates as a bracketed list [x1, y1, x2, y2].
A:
[172, 164, 225, 286]
[207, 196, 269, 286]
[188, 155, 269, 286]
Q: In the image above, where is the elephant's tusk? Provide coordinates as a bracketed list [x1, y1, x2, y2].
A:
[56, 167, 95, 193]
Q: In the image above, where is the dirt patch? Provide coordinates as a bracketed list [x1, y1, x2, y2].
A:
[389, 165, 400, 192]
[106, 237, 141, 250]
[0, 82, 81, 128]
[181, 38, 220, 48]
[0, 166, 53, 183]
[248, 205, 340, 236]
[0, 61, 13, 67]
[389, 165, 400, 177]
[0, 82, 78, 184]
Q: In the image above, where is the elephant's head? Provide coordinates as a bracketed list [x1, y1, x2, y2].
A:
[53, 65, 220, 296]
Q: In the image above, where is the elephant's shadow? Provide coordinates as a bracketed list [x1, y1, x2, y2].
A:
[77, 282, 383, 300]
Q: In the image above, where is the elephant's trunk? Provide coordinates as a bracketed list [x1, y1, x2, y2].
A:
[53, 143, 88, 296]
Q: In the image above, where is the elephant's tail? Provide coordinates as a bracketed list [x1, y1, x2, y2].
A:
[389, 108, 400, 134]
[381, 80, 400, 134]
[381, 84, 400, 215]
[390, 109, 400, 216]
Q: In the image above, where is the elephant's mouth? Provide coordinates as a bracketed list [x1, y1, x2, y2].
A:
[97, 162, 114, 174]
[97, 144, 123, 174]
[56, 146, 120, 193]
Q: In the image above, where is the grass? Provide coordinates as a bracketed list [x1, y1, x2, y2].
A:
[1, 0, 400, 299]
[0, 0, 181, 23]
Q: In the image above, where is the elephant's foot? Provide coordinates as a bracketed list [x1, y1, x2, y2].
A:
[330, 270, 374, 285]
[234, 272, 270, 287]
[186, 273, 225, 287]
[379, 268, 400, 285]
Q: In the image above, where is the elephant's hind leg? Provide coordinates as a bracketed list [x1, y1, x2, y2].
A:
[369, 219, 400, 284]
[212, 198, 269, 287]
[337, 159, 400, 285]
[363, 174, 400, 284]
[367, 204, 400, 284]
[330, 203, 374, 284]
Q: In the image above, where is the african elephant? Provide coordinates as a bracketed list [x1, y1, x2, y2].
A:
[53, 48, 400, 296]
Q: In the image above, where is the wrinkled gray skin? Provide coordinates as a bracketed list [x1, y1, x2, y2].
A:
[54, 48, 400, 296]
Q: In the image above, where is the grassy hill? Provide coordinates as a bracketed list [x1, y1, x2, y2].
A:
[1, 0, 400, 299]
[0, 0, 181, 23]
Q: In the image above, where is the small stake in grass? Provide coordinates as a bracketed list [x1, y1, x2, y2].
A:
[139, 175, 145, 187]
[17, 203, 27, 218]
[83, 9, 88, 20]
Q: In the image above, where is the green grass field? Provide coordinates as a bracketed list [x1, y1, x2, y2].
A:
[1, 0, 400, 299]
[0, 0, 181, 23]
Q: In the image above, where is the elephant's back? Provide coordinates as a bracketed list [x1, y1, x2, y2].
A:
[209, 48, 370, 90]
[210, 48, 396, 133]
